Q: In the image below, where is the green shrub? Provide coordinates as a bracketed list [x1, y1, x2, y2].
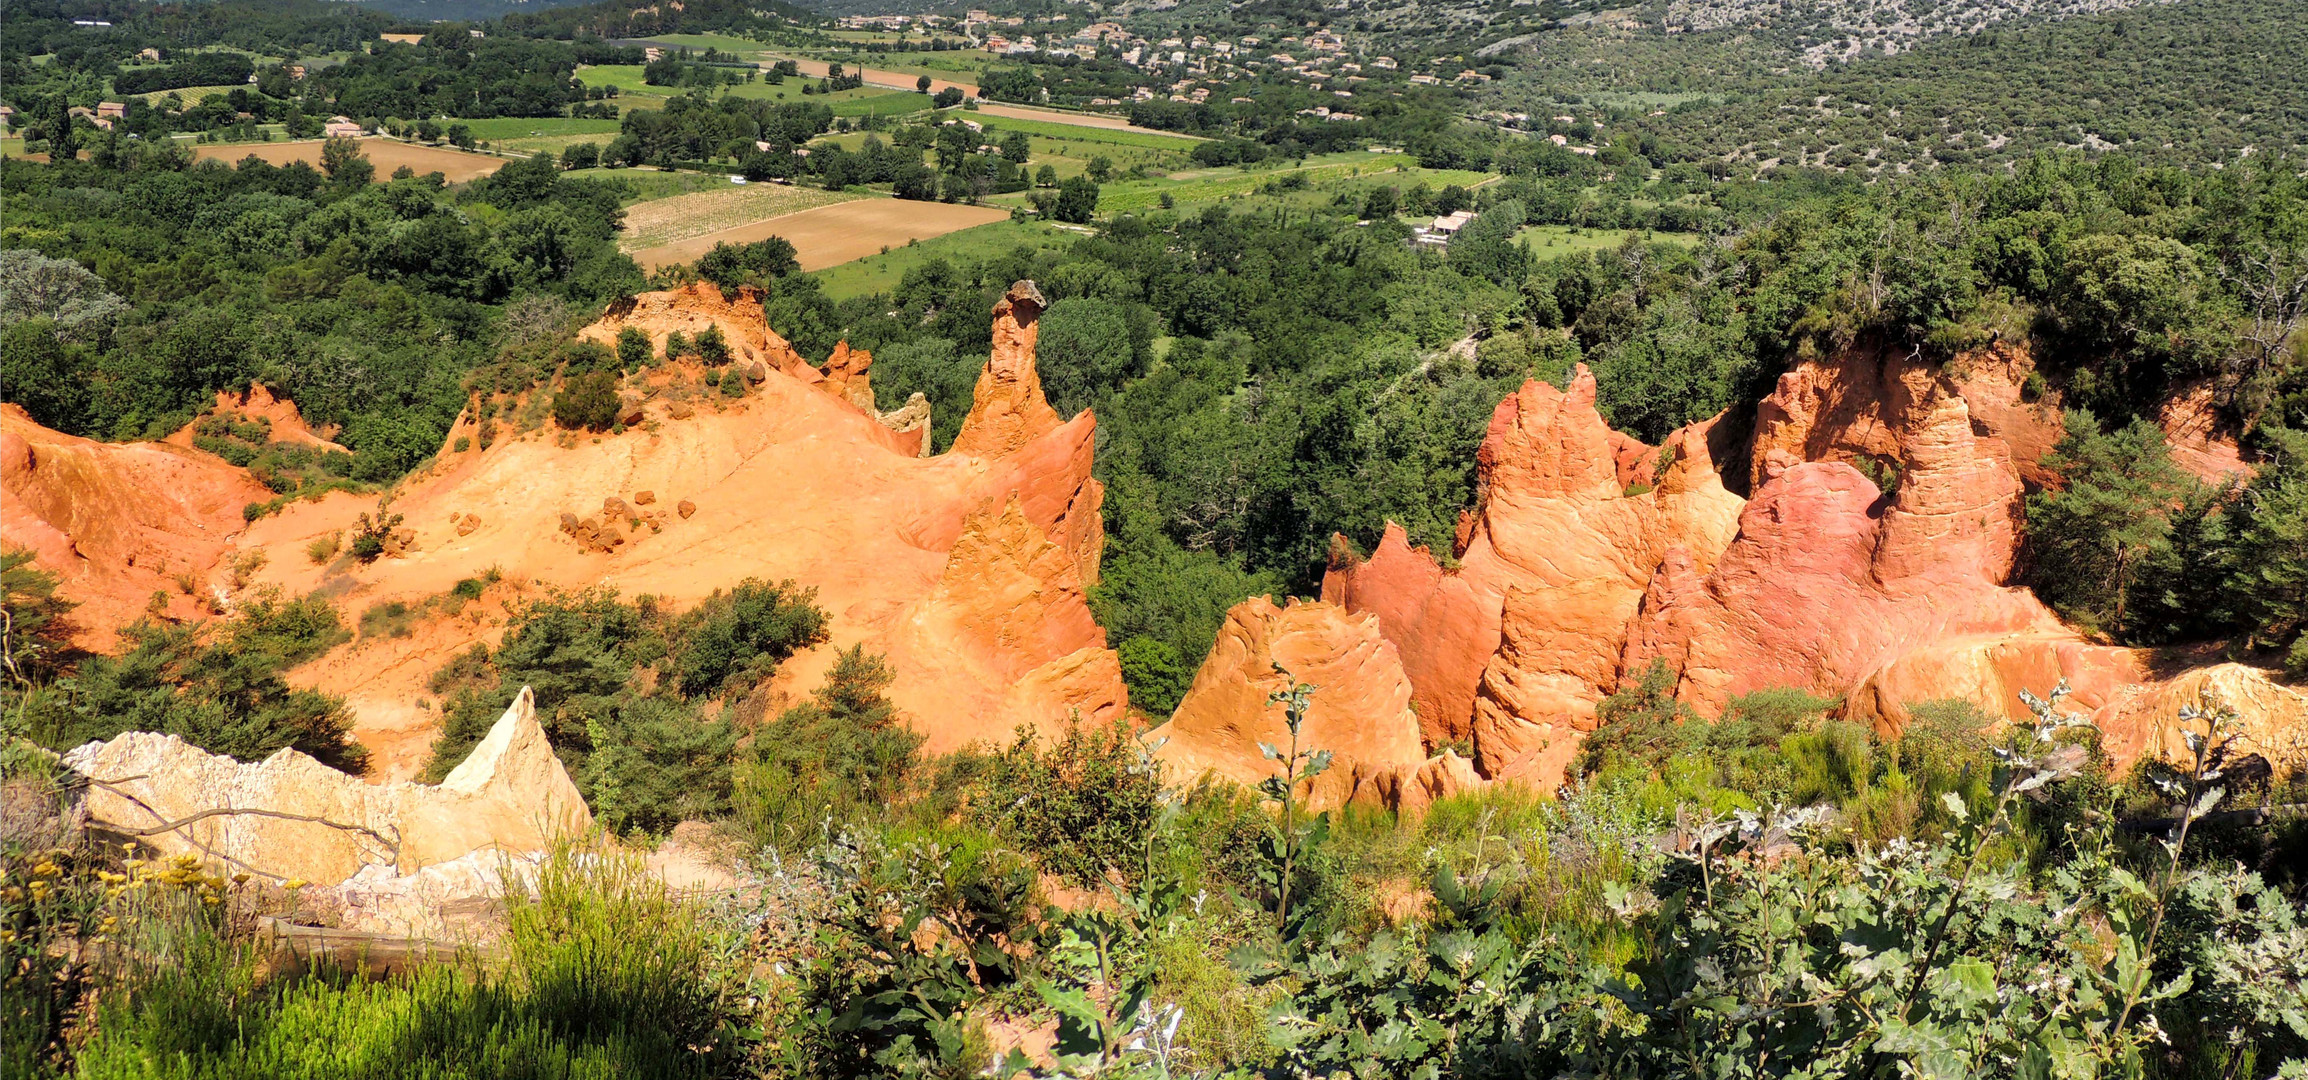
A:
[665, 579, 828, 697]
[692, 325, 730, 366]
[358, 599, 415, 640]
[421, 583, 828, 833]
[553, 370, 621, 432]
[349, 509, 402, 564]
[615, 325, 653, 369]
[23, 615, 365, 772]
[1115, 635, 1192, 717]
[972, 717, 1165, 885]
[734, 645, 921, 851]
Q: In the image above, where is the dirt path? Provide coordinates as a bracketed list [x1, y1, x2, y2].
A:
[628, 197, 1011, 271]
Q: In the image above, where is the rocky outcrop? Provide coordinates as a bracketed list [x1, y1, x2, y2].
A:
[1314, 348, 2295, 793]
[1847, 638, 2308, 771]
[1150, 597, 1469, 812]
[205, 281, 1118, 778]
[2156, 379, 2250, 484]
[2, 404, 273, 642]
[1623, 375, 2057, 723]
[1322, 367, 1746, 778]
[167, 383, 348, 454]
[578, 281, 813, 377]
[951, 281, 1063, 458]
[1751, 342, 2065, 490]
[821, 341, 879, 413]
[64, 688, 590, 929]
[879, 393, 933, 458]
[885, 496, 1127, 752]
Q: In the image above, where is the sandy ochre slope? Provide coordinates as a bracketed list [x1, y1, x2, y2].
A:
[4, 281, 1124, 781]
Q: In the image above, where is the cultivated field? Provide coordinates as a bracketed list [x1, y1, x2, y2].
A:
[628, 197, 1010, 272]
[573, 65, 924, 115]
[190, 138, 507, 182]
[617, 182, 861, 251]
[1093, 157, 1497, 214]
[969, 104, 1190, 139]
[809, 218, 1073, 301]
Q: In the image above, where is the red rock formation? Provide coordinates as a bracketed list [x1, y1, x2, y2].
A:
[1623, 376, 2059, 719]
[1847, 637, 2307, 773]
[1751, 342, 2065, 489]
[1322, 367, 1745, 773]
[821, 341, 879, 413]
[1, 404, 272, 642]
[2157, 379, 2250, 484]
[951, 281, 1063, 458]
[205, 280, 1121, 778]
[166, 383, 348, 454]
[884, 497, 1127, 753]
[1151, 596, 1462, 812]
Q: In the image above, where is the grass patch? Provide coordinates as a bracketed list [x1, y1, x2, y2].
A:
[938, 108, 1201, 150]
[453, 117, 624, 140]
[1514, 223, 1704, 256]
[828, 91, 931, 117]
[68, 847, 732, 1079]
[359, 599, 417, 640]
[808, 218, 1074, 302]
[1097, 159, 1496, 215]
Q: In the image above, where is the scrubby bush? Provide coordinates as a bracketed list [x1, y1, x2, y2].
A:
[552, 370, 621, 431]
[734, 645, 922, 852]
[973, 718, 1166, 885]
[18, 604, 363, 772]
[665, 580, 827, 697]
[614, 326, 653, 370]
[422, 582, 828, 833]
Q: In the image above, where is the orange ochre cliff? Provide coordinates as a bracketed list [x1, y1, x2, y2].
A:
[3, 281, 1121, 780]
[6, 302, 2298, 803]
[1320, 347, 2303, 796]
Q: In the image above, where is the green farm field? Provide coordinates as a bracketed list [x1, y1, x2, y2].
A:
[1094, 157, 1496, 214]
[1514, 224, 1702, 255]
[942, 108, 1200, 149]
[808, 217, 1075, 301]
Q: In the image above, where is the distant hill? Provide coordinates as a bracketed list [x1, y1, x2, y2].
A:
[1535, 0, 2308, 173]
[333, 0, 598, 23]
[335, 0, 818, 30]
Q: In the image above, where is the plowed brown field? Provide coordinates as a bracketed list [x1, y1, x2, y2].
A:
[192, 137, 507, 182]
[628, 198, 1011, 271]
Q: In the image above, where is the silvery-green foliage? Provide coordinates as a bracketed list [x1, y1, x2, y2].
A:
[0, 249, 129, 343]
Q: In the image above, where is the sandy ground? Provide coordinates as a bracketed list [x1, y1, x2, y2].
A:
[191, 137, 508, 182]
[628, 197, 1011, 271]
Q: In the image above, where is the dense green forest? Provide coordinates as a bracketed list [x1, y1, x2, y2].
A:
[1578, 0, 2308, 174]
